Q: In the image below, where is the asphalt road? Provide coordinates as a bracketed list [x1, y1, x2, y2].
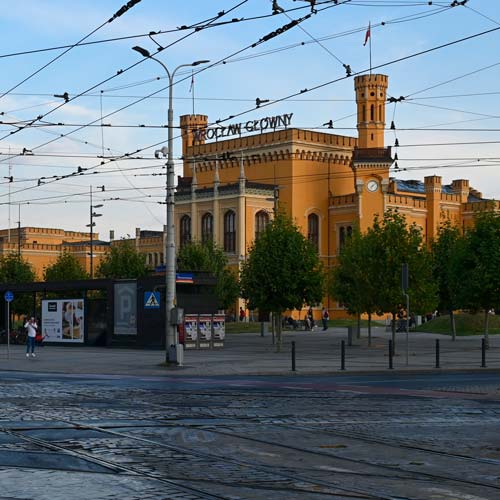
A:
[1, 370, 500, 499]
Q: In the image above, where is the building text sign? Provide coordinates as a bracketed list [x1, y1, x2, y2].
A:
[199, 113, 293, 141]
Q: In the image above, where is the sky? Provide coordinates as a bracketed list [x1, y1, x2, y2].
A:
[0, 0, 499, 239]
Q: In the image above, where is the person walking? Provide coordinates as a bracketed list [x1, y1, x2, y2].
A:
[239, 307, 246, 322]
[322, 307, 329, 331]
[25, 317, 37, 358]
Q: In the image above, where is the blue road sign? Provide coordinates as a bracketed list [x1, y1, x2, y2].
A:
[144, 291, 160, 309]
[4, 291, 14, 302]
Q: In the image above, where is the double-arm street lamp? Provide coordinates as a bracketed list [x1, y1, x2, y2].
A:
[86, 185, 104, 279]
[132, 46, 209, 363]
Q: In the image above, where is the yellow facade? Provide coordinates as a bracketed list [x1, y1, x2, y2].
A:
[175, 73, 499, 318]
[0, 227, 108, 279]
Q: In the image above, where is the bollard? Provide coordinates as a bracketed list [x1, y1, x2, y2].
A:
[291, 341, 296, 371]
[435, 339, 440, 369]
[341, 340, 345, 370]
[481, 338, 486, 368]
[388, 340, 393, 369]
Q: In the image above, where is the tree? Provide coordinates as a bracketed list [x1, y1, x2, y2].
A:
[431, 220, 463, 340]
[0, 254, 36, 316]
[44, 251, 88, 282]
[329, 227, 379, 346]
[458, 210, 500, 347]
[177, 240, 239, 310]
[96, 241, 150, 279]
[240, 213, 324, 351]
[367, 210, 437, 351]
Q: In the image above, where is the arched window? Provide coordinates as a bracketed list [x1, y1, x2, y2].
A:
[308, 213, 319, 251]
[362, 105, 366, 122]
[347, 226, 353, 238]
[370, 104, 374, 121]
[339, 226, 346, 251]
[180, 215, 191, 248]
[201, 213, 213, 244]
[255, 210, 269, 239]
[224, 210, 236, 253]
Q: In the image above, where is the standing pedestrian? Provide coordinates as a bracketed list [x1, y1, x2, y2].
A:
[25, 317, 37, 358]
[239, 307, 245, 322]
[322, 307, 329, 331]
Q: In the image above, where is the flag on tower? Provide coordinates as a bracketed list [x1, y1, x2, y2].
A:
[363, 22, 371, 46]
[189, 72, 194, 93]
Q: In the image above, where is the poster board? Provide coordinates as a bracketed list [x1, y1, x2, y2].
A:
[42, 299, 85, 343]
[198, 314, 212, 347]
[184, 314, 198, 349]
[212, 314, 225, 348]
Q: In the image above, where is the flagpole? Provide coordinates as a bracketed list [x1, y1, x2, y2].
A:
[191, 70, 195, 115]
[369, 22, 372, 75]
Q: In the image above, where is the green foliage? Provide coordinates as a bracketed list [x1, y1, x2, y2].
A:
[177, 240, 239, 309]
[43, 251, 88, 282]
[459, 210, 500, 313]
[0, 254, 36, 315]
[366, 209, 437, 317]
[96, 241, 150, 279]
[431, 220, 463, 313]
[329, 226, 378, 317]
[240, 213, 324, 314]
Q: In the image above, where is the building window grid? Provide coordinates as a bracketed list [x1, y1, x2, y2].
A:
[308, 213, 319, 252]
[224, 210, 236, 253]
[180, 215, 191, 248]
[255, 210, 269, 240]
[201, 213, 213, 244]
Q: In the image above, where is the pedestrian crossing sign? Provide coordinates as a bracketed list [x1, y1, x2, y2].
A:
[144, 291, 160, 309]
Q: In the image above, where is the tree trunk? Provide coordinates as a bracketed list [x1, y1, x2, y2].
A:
[271, 312, 275, 345]
[356, 313, 361, 339]
[484, 309, 490, 349]
[368, 312, 372, 347]
[391, 312, 396, 355]
[275, 312, 282, 353]
[449, 310, 456, 341]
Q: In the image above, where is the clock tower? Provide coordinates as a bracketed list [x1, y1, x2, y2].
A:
[352, 74, 393, 231]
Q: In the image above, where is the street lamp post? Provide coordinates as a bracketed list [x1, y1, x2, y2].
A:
[132, 46, 209, 363]
[87, 186, 103, 279]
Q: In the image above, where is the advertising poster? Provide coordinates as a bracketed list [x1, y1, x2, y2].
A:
[198, 314, 212, 344]
[212, 315, 225, 340]
[184, 315, 198, 341]
[42, 299, 85, 343]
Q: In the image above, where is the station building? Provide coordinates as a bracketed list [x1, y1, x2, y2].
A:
[174, 73, 499, 318]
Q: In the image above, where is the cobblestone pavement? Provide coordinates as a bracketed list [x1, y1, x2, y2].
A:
[1, 372, 500, 499]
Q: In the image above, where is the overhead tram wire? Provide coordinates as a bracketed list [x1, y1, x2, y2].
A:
[0, 0, 250, 156]
[0, 0, 338, 61]
[0, 0, 454, 161]
[8, 158, 500, 208]
[0, 0, 339, 181]
[3, 17, 498, 200]
[0, 0, 143, 103]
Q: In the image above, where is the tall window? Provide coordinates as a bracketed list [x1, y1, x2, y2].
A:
[339, 225, 352, 252]
[201, 213, 213, 243]
[255, 210, 269, 240]
[180, 215, 191, 248]
[224, 210, 236, 253]
[308, 213, 319, 251]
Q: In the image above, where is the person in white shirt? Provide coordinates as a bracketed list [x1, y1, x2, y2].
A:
[24, 317, 37, 358]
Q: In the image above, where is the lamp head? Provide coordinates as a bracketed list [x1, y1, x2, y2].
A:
[191, 59, 210, 66]
[132, 46, 151, 58]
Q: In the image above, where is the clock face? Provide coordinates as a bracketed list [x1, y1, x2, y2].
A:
[367, 180, 379, 192]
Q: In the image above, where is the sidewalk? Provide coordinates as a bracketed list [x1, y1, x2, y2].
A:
[0, 327, 498, 377]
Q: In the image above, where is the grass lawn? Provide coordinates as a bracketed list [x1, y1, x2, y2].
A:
[225, 322, 262, 334]
[415, 313, 500, 336]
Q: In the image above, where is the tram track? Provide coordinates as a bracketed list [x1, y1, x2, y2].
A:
[0, 415, 409, 500]
[2, 380, 500, 499]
